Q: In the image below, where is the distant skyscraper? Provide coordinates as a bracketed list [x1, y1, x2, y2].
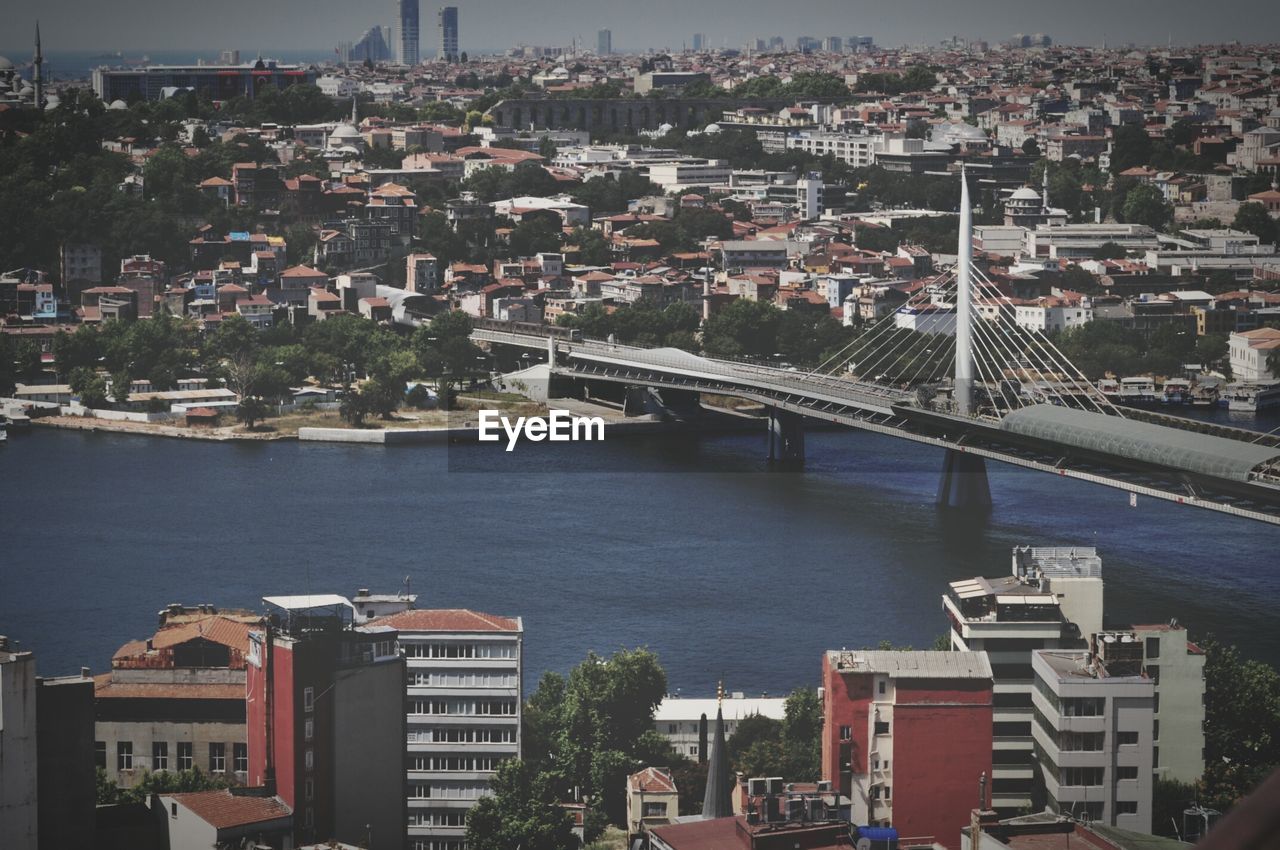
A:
[350, 25, 392, 63]
[597, 29, 612, 55]
[399, 0, 420, 64]
[691, 33, 707, 52]
[439, 6, 459, 61]
[825, 36, 842, 53]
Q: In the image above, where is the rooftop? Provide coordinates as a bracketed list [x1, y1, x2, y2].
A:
[165, 789, 292, 830]
[827, 650, 993, 679]
[373, 608, 522, 633]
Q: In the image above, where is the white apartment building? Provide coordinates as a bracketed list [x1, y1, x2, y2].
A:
[1013, 298, 1094, 333]
[1229, 327, 1280, 381]
[1032, 647, 1154, 832]
[786, 131, 886, 168]
[645, 160, 733, 192]
[1120, 625, 1206, 784]
[373, 609, 523, 850]
[653, 695, 786, 758]
[944, 546, 1103, 813]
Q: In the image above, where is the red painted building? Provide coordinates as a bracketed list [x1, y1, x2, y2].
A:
[245, 595, 406, 849]
[821, 650, 993, 849]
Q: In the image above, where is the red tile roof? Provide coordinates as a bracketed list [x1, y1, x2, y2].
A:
[629, 767, 677, 793]
[168, 790, 291, 830]
[373, 609, 521, 632]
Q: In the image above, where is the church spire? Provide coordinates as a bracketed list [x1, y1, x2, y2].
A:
[701, 683, 733, 820]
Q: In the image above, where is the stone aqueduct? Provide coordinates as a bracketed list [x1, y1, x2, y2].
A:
[484, 97, 800, 134]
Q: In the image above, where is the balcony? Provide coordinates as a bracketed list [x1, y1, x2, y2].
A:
[993, 736, 1034, 750]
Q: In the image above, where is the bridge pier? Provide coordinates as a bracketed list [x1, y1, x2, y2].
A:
[936, 448, 991, 511]
[767, 408, 805, 465]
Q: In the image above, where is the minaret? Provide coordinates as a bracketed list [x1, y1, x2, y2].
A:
[351, 94, 358, 126]
[701, 682, 733, 819]
[954, 166, 974, 415]
[33, 21, 43, 109]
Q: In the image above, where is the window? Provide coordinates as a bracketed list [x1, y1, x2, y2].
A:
[178, 742, 193, 770]
[305, 719, 314, 741]
[839, 725, 852, 741]
[95, 741, 107, 769]
[209, 743, 226, 773]
[878, 680, 886, 695]
[234, 743, 248, 773]
[668, 724, 677, 734]
[1147, 665, 1160, 685]
[171, 802, 178, 818]
[1116, 801, 1138, 815]
[305, 748, 314, 770]
[1117, 731, 1139, 746]
[304, 808, 314, 828]
[883, 786, 891, 799]
[1153, 693, 1160, 714]
[304, 686, 315, 712]
[305, 778, 314, 801]
[643, 801, 667, 817]
[117, 741, 134, 771]
[1153, 720, 1160, 741]
[1146, 637, 1161, 659]
[1117, 766, 1138, 780]
[874, 721, 890, 735]
[688, 746, 697, 755]
[153, 741, 169, 771]
[1059, 767, 1103, 787]
[1154, 746, 1160, 768]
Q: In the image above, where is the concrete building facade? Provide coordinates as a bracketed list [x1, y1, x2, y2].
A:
[822, 650, 994, 848]
[1031, 647, 1154, 832]
[0, 638, 38, 850]
[944, 546, 1103, 814]
[371, 608, 524, 850]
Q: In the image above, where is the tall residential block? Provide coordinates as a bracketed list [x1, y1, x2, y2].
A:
[1117, 624, 1205, 784]
[246, 595, 407, 848]
[373, 608, 523, 850]
[439, 7, 459, 61]
[943, 546, 1102, 813]
[1031, 646, 1154, 831]
[597, 29, 612, 55]
[0, 638, 38, 850]
[400, 0, 421, 64]
[822, 650, 993, 847]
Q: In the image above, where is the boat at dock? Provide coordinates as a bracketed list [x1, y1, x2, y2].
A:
[1161, 379, 1192, 404]
[1225, 382, 1280, 413]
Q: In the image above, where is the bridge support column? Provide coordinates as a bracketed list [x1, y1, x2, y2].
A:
[767, 408, 805, 465]
[936, 448, 991, 511]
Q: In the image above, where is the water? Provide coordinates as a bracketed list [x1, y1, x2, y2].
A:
[1, 427, 1277, 694]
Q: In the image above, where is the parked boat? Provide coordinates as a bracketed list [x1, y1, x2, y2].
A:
[1119, 376, 1158, 404]
[1226, 382, 1280, 413]
[1190, 383, 1220, 408]
[1161, 379, 1192, 405]
[1098, 378, 1121, 402]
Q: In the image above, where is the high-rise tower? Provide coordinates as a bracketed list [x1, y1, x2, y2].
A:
[399, 0, 420, 65]
[438, 6, 459, 61]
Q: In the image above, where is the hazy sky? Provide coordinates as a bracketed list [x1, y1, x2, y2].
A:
[4, 0, 1280, 54]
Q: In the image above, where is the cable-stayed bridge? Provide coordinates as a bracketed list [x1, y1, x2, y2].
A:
[471, 171, 1280, 525]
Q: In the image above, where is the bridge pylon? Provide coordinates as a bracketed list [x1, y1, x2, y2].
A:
[936, 448, 991, 511]
[767, 408, 805, 465]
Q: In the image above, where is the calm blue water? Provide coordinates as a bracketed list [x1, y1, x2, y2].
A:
[1, 427, 1277, 693]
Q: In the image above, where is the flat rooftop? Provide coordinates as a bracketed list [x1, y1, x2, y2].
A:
[827, 650, 992, 679]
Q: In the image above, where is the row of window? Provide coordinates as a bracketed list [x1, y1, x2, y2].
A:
[410, 756, 509, 772]
[409, 811, 468, 827]
[404, 643, 517, 660]
[99, 741, 246, 774]
[409, 699, 518, 717]
[408, 727, 517, 744]
[412, 672, 518, 688]
[410, 782, 493, 800]
[411, 841, 466, 850]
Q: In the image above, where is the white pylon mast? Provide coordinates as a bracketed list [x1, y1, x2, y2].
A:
[954, 166, 974, 415]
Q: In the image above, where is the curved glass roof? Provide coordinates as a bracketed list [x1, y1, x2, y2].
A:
[1000, 404, 1280, 483]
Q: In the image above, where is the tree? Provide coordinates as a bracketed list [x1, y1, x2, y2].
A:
[110, 369, 132, 405]
[1021, 138, 1040, 157]
[69, 366, 109, 409]
[1197, 636, 1280, 812]
[1111, 124, 1154, 174]
[339, 387, 372, 426]
[236, 396, 269, 429]
[466, 760, 576, 850]
[1121, 184, 1172, 231]
[703, 299, 782, 358]
[1093, 241, 1129, 260]
[1233, 202, 1278, 245]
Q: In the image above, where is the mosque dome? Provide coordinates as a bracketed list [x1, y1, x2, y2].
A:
[43, 94, 60, 111]
[109, 99, 128, 110]
[330, 123, 361, 142]
[1009, 186, 1041, 203]
[0, 57, 14, 70]
[704, 123, 722, 133]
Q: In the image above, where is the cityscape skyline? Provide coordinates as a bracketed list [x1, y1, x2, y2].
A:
[5, 0, 1280, 55]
